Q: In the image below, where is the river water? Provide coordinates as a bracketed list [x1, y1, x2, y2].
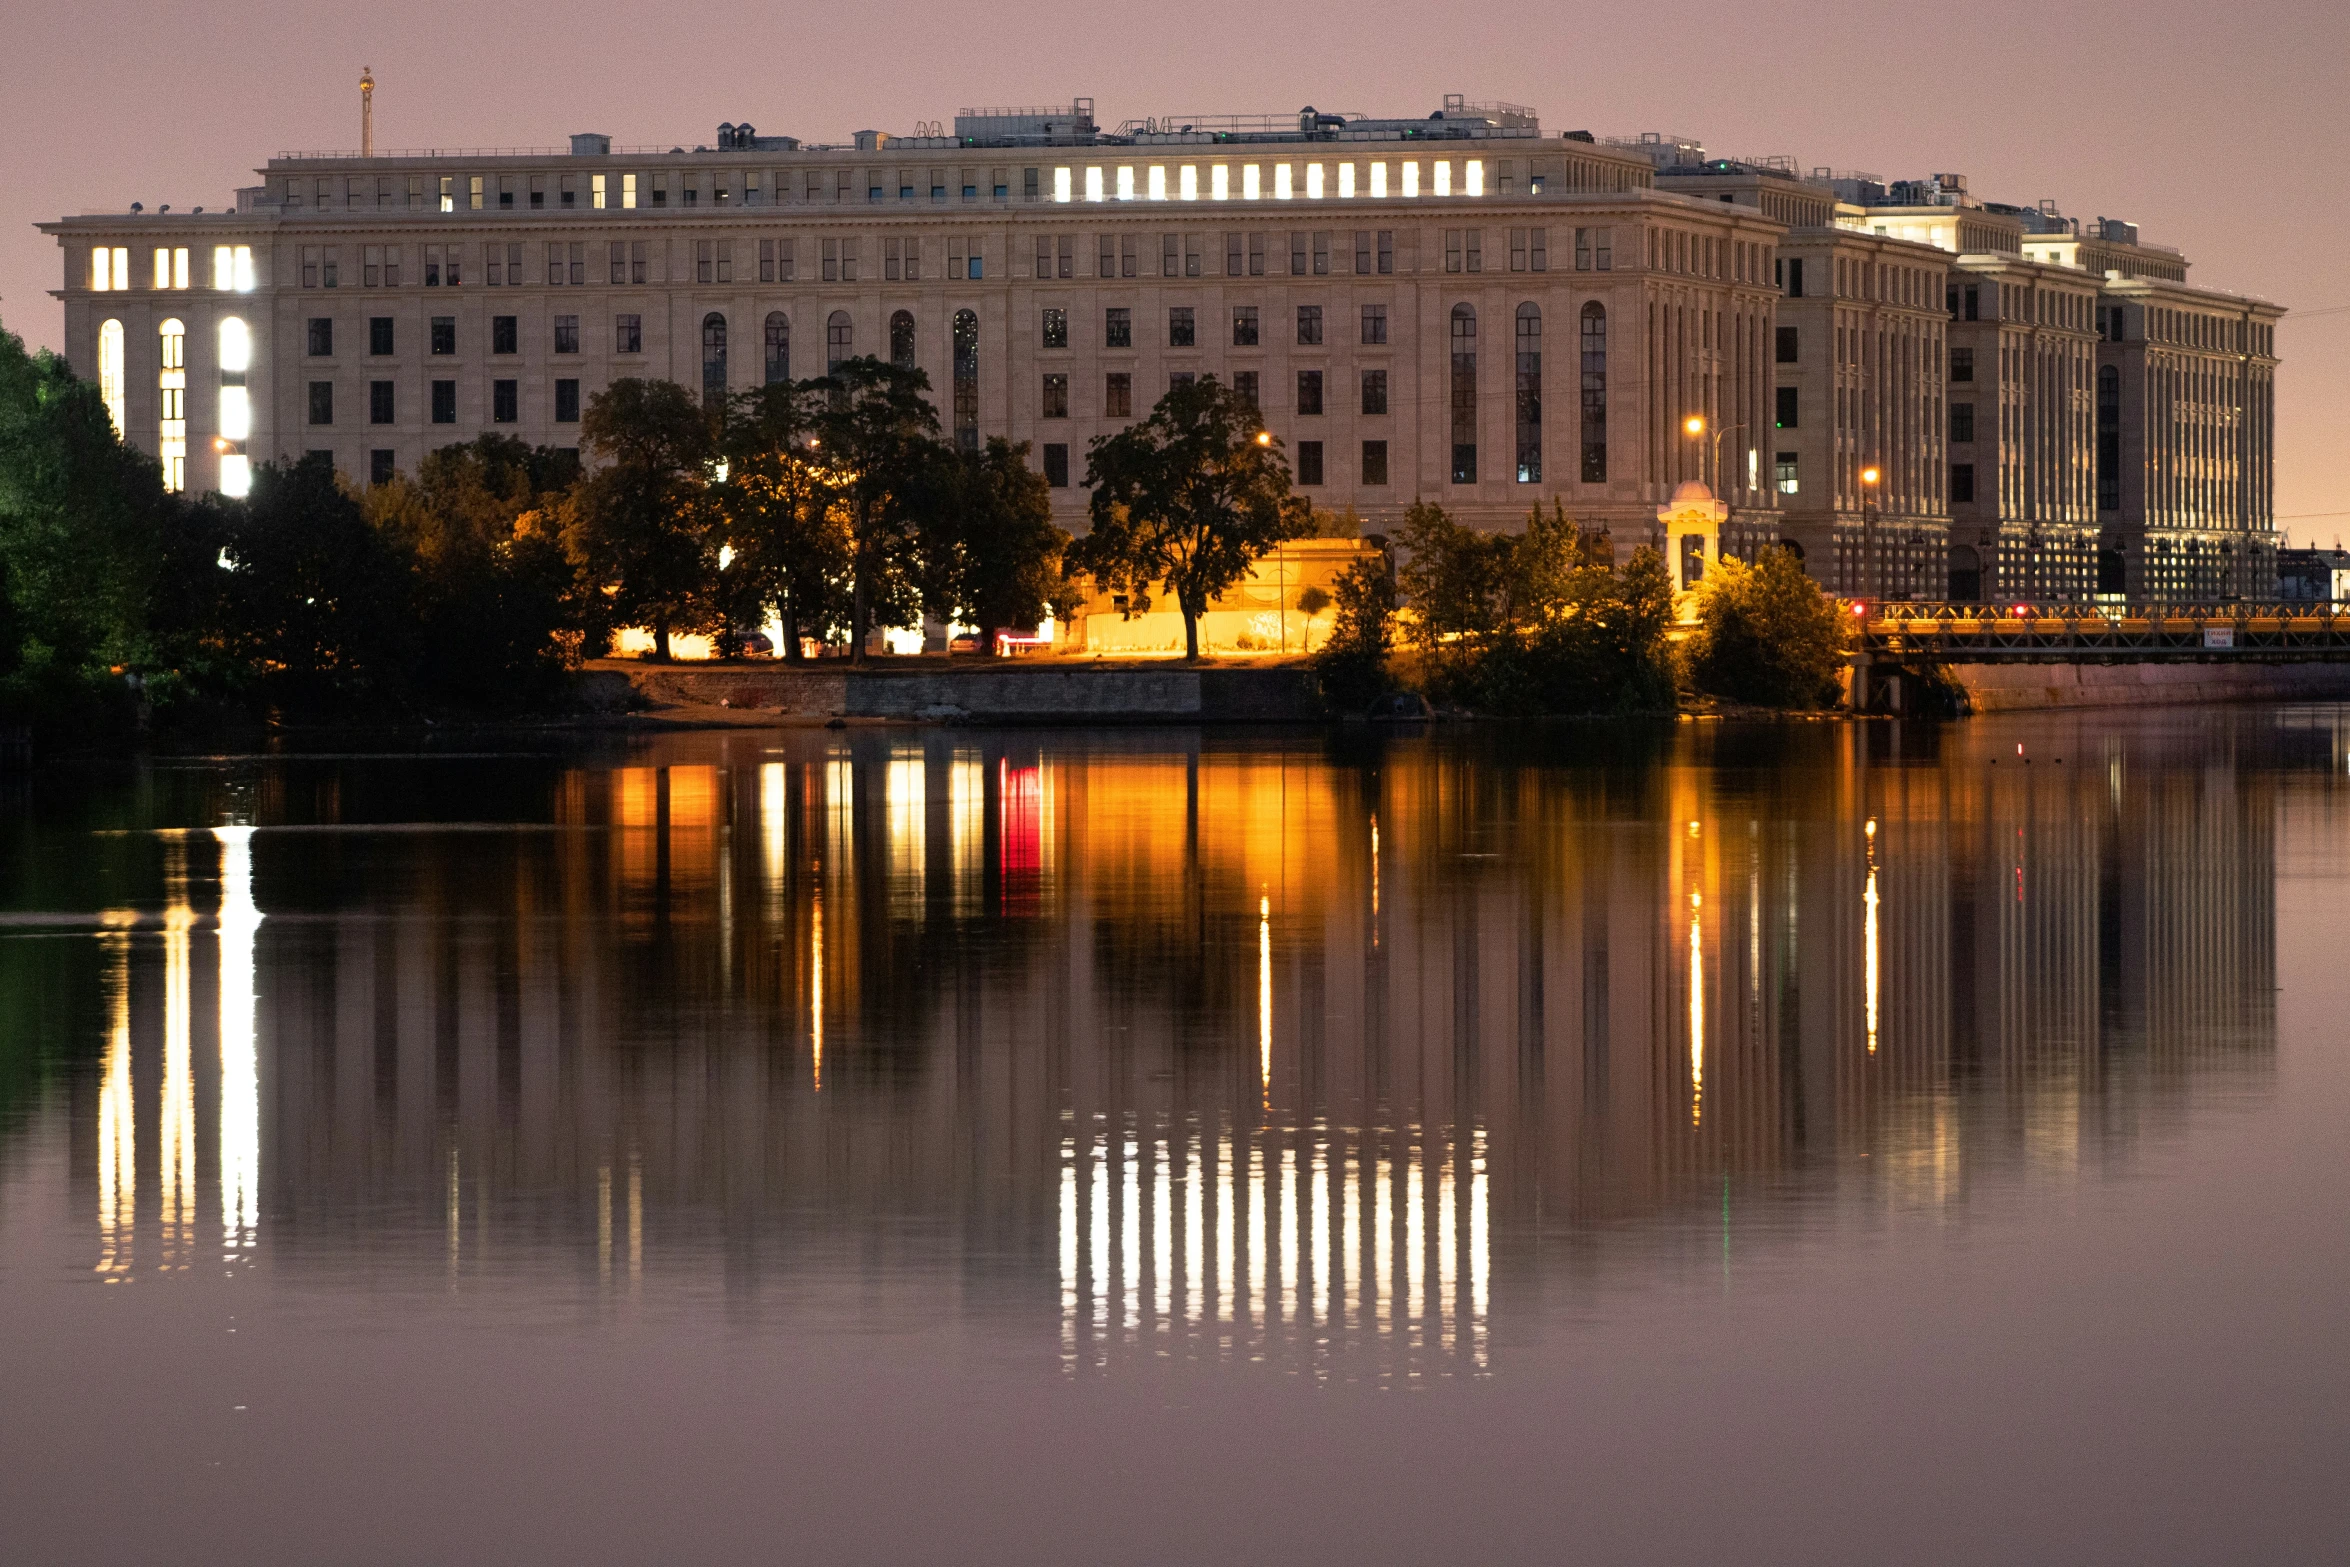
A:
[3, 713, 2347, 1563]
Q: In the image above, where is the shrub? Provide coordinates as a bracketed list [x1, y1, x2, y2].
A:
[1686, 546, 1853, 707]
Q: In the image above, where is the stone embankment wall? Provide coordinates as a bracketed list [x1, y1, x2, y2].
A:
[1953, 662, 2350, 711]
[602, 662, 1325, 722]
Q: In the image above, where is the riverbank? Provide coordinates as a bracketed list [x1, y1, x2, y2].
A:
[593, 656, 1328, 724]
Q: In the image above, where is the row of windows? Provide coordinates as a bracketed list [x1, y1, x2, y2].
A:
[91, 244, 253, 292]
[1040, 303, 1404, 350]
[1040, 368, 1396, 420]
[1030, 439, 1389, 490]
[306, 378, 582, 427]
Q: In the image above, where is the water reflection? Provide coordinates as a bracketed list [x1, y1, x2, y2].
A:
[35, 720, 2288, 1376]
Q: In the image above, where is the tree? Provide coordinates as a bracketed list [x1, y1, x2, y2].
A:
[921, 437, 1070, 654]
[1686, 545, 1852, 707]
[807, 358, 949, 662]
[716, 382, 849, 660]
[567, 378, 716, 661]
[1072, 376, 1311, 660]
[1313, 551, 1399, 711]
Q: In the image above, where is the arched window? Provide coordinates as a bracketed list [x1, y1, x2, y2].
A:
[952, 309, 980, 453]
[1579, 302, 1608, 485]
[827, 310, 853, 372]
[1450, 303, 1477, 485]
[701, 312, 728, 406]
[764, 312, 790, 384]
[1514, 303, 1541, 484]
[97, 319, 125, 438]
[889, 309, 916, 369]
[158, 319, 187, 493]
[217, 317, 252, 498]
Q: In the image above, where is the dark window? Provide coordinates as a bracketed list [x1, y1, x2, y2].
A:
[1169, 371, 1196, 393]
[765, 313, 790, 384]
[890, 310, 916, 369]
[1950, 347, 1974, 383]
[1775, 326, 1799, 363]
[369, 316, 394, 356]
[1775, 386, 1799, 429]
[952, 310, 979, 452]
[1233, 371, 1259, 409]
[1950, 402, 1975, 443]
[430, 316, 455, 356]
[1361, 369, 1388, 416]
[1361, 305, 1388, 345]
[1297, 305, 1323, 346]
[1042, 443, 1069, 487]
[492, 379, 518, 423]
[307, 318, 333, 357]
[369, 381, 394, 424]
[369, 449, 394, 486]
[826, 311, 852, 371]
[554, 315, 579, 355]
[555, 378, 580, 423]
[1041, 374, 1069, 418]
[1297, 370, 1323, 416]
[1168, 307, 1195, 348]
[1949, 462, 1975, 503]
[1451, 303, 1477, 484]
[2097, 365, 2120, 510]
[1105, 307, 1132, 349]
[701, 312, 727, 406]
[1361, 440, 1389, 486]
[1963, 285, 1979, 321]
[308, 381, 334, 425]
[1785, 257, 1804, 298]
[1105, 372, 1131, 419]
[431, 380, 456, 424]
[1579, 302, 1608, 484]
[492, 316, 517, 355]
[1296, 440, 1323, 486]
[1232, 306, 1260, 347]
[1042, 307, 1068, 349]
[616, 314, 643, 355]
[1515, 302, 1542, 483]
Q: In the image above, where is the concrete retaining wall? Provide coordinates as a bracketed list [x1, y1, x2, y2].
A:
[1954, 661, 2350, 712]
[611, 662, 1324, 722]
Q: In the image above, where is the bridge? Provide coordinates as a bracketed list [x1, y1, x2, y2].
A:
[1859, 603, 2350, 662]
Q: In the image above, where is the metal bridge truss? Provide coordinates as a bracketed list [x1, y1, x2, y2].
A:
[1860, 603, 2350, 663]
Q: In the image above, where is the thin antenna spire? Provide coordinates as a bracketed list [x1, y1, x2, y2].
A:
[360, 66, 375, 158]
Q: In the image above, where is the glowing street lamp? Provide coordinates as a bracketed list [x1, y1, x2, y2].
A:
[1860, 463, 1883, 600]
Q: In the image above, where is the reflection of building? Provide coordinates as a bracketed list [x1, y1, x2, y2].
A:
[62, 726, 2275, 1367]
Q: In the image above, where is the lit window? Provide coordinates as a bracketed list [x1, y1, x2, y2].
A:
[1466, 160, 1484, 197]
[97, 320, 125, 435]
[1401, 163, 1419, 198]
[1243, 165, 1262, 200]
[158, 318, 186, 492]
[1434, 161, 1453, 197]
[1116, 166, 1135, 200]
[1085, 167, 1105, 202]
[93, 246, 127, 291]
[1054, 168, 1074, 203]
[1274, 164, 1292, 199]
[1309, 164, 1327, 199]
[592, 174, 607, 209]
[1179, 165, 1198, 200]
[1210, 165, 1230, 201]
[217, 316, 252, 497]
[1338, 164, 1355, 199]
[1147, 166, 1167, 200]
[153, 248, 171, 289]
[212, 246, 232, 289]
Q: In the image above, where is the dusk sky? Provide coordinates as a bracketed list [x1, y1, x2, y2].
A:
[5, 0, 2343, 531]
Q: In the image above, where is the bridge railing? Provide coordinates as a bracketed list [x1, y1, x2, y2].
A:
[1857, 601, 2350, 657]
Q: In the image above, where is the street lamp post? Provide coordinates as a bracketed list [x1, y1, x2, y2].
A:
[1860, 464, 1883, 602]
[1681, 415, 1749, 500]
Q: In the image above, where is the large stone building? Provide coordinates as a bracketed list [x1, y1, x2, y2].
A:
[40, 94, 2282, 602]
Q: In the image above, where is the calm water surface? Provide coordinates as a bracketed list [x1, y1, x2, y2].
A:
[4, 713, 2348, 1563]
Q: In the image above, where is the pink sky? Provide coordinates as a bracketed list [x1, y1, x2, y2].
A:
[4, 0, 2342, 533]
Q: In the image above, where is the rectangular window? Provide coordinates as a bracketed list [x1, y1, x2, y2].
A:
[1377, 230, 1394, 274]
[1361, 305, 1388, 345]
[1963, 284, 1979, 321]
[369, 381, 394, 425]
[1290, 232, 1308, 276]
[492, 379, 518, 423]
[1105, 307, 1132, 349]
[1296, 441, 1323, 486]
[370, 450, 395, 487]
[364, 244, 383, 287]
[1361, 440, 1389, 486]
[1169, 371, 1196, 393]
[1361, 369, 1388, 416]
[1775, 452, 1798, 495]
[697, 240, 714, 284]
[1042, 308, 1069, 349]
[555, 379, 580, 423]
[1296, 305, 1323, 346]
[615, 314, 643, 355]
[1297, 370, 1323, 416]
[1354, 231, 1374, 275]
[1951, 347, 1974, 383]
[430, 317, 455, 356]
[369, 317, 394, 356]
[1163, 233, 1180, 277]
[1043, 443, 1069, 487]
[1168, 307, 1195, 348]
[555, 315, 580, 354]
[1232, 306, 1260, 347]
[1447, 229, 1463, 273]
[1312, 231, 1331, 275]
[1120, 234, 1137, 278]
[1225, 232, 1242, 276]
[1950, 402, 1975, 443]
[1041, 373, 1069, 418]
[823, 239, 840, 282]
[1775, 386, 1798, 429]
[308, 381, 334, 425]
[610, 241, 627, 285]
[1105, 372, 1132, 419]
[493, 316, 518, 355]
[1775, 326, 1799, 364]
[1249, 232, 1265, 276]
[1233, 371, 1259, 408]
[307, 317, 333, 357]
[1185, 233, 1203, 277]
[1950, 462, 1976, 503]
[1574, 226, 1612, 273]
[431, 380, 457, 424]
[569, 242, 586, 286]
